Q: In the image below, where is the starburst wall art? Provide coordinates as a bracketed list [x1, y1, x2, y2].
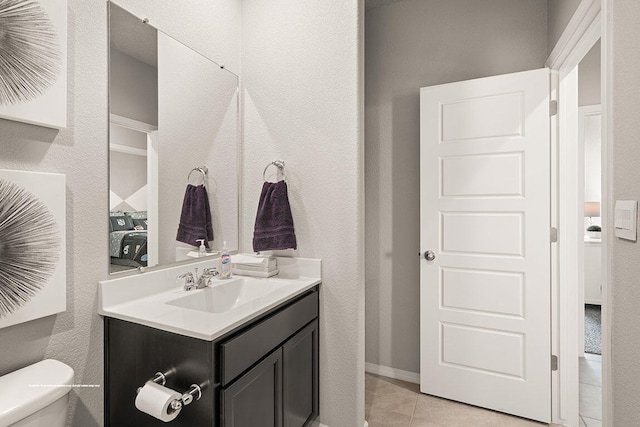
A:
[0, 0, 67, 129]
[0, 169, 66, 329]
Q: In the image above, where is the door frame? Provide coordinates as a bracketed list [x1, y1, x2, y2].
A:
[545, 0, 610, 425]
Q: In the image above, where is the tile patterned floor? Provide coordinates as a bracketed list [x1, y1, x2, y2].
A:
[579, 354, 602, 427]
[365, 373, 565, 427]
[366, 353, 603, 427]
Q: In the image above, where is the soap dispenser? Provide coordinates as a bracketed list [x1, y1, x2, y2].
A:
[197, 239, 207, 257]
[220, 241, 231, 279]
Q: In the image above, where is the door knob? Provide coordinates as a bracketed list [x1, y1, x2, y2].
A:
[424, 250, 436, 261]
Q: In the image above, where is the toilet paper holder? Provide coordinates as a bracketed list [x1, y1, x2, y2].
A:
[137, 370, 202, 412]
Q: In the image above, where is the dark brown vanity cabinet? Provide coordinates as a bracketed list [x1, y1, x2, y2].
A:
[221, 348, 283, 427]
[105, 286, 319, 427]
[221, 320, 319, 427]
[282, 321, 319, 427]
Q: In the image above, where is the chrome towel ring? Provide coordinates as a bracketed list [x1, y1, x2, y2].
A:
[188, 166, 208, 186]
[263, 160, 286, 182]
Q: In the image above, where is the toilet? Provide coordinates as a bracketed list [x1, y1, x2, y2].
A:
[0, 359, 74, 427]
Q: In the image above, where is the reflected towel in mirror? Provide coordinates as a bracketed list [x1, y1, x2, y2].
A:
[176, 184, 213, 247]
[253, 181, 297, 252]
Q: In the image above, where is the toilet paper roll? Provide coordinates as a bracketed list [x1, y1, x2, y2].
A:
[135, 381, 182, 422]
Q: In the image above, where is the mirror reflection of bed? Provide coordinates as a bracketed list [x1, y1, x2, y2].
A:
[109, 121, 157, 273]
[109, 211, 148, 272]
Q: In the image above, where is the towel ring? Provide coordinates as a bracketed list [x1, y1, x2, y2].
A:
[263, 160, 286, 183]
[188, 166, 208, 186]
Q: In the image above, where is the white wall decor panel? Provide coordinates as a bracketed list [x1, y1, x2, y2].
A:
[0, 0, 68, 128]
[0, 169, 66, 328]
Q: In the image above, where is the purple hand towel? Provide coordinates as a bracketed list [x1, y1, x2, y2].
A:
[176, 184, 214, 247]
[253, 181, 297, 252]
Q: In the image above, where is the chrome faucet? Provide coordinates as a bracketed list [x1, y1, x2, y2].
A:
[177, 272, 196, 291]
[196, 267, 219, 289]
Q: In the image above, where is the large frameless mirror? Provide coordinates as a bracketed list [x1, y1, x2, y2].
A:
[108, 2, 239, 274]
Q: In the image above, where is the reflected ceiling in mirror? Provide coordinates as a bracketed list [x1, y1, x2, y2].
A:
[108, 2, 239, 274]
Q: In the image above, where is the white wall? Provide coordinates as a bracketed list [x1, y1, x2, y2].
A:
[365, 0, 548, 375]
[109, 48, 158, 125]
[610, 2, 640, 425]
[583, 112, 602, 204]
[0, 1, 240, 425]
[241, 1, 365, 426]
[156, 32, 239, 260]
[111, 0, 241, 75]
[548, 0, 582, 55]
[579, 40, 601, 106]
[110, 125, 148, 213]
[0, 1, 107, 424]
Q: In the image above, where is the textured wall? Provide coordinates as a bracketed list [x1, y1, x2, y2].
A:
[0, 1, 240, 426]
[365, 0, 548, 374]
[0, 1, 108, 424]
[610, 2, 640, 425]
[111, 0, 241, 75]
[241, 1, 365, 425]
[548, 0, 582, 54]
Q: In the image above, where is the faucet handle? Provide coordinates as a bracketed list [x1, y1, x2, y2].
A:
[202, 267, 219, 277]
[177, 272, 196, 291]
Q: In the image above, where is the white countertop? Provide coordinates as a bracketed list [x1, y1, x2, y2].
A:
[99, 257, 321, 341]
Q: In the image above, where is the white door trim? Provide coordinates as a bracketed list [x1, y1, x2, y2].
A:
[601, 1, 613, 423]
[546, 0, 602, 70]
[546, 0, 609, 426]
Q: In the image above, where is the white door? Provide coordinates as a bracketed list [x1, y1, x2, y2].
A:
[420, 68, 551, 423]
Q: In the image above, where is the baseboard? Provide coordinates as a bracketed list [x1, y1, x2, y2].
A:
[313, 419, 367, 427]
[365, 362, 420, 384]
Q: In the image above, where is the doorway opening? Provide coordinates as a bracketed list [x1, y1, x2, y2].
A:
[577, 41, 603, 427]
[546, 0, 608, 424]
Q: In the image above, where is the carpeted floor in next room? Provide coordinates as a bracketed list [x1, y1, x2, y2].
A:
[584, 304, 601, 355]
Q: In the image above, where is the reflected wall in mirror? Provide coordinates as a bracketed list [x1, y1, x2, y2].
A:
[108, 1, 239, 274]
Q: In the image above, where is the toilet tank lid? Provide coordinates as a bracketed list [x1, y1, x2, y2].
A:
[0, 359, 75, 426]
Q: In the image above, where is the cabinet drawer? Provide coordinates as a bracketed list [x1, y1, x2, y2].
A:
[221, 290, 318, 385]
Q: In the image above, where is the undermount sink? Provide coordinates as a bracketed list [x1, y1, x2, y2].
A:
[166, 276, 288, 314]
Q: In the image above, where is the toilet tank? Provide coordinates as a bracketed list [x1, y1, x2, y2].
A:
[0, 359, 74, 427]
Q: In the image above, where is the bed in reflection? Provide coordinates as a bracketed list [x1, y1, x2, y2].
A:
[109, 211, 148, 271]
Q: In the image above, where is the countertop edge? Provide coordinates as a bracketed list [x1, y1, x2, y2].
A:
[100, 278, 320, 341]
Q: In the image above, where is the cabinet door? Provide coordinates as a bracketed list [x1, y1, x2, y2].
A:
[283, 320, 319, 427]
[222, 349, 283, 427]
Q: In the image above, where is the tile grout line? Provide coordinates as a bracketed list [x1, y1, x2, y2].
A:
[579, 414, 587, 426]
[409, 388, 419, 425]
